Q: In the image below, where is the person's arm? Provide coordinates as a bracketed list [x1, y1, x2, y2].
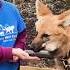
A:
[0, 47, 12, 61]
[14, 29, 27, 50]
[0, 47, 40, 61]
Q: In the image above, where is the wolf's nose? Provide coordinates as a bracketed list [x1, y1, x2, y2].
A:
[30, 43, 40, 52]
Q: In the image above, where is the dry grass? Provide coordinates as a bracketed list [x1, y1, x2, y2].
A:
[20, 66, 57, 70]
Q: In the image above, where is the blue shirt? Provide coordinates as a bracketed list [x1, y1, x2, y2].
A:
[0, 1, 26, 70]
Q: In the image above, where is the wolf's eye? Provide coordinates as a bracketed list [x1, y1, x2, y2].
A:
[42, 34, 50, 38]
[42, 34, 50, 42]
[58, 24, 64, 28]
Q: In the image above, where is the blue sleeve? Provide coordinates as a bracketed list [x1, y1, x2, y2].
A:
[11, 4, 26, 33]
[17, 13, 26, 33]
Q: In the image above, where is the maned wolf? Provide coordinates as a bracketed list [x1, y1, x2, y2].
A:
[31, 0, 70, 70]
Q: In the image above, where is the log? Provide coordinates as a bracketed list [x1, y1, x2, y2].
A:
[20, 66, 56, 70]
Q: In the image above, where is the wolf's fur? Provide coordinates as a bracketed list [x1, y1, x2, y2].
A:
[31, 0, 70, 57]
[31, 0, 70, 69]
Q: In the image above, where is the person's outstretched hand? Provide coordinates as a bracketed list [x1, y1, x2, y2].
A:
[12, 48, 40, 61]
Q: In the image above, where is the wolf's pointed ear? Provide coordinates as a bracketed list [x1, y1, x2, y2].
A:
[36, 0, 52, 19]
[58, 10, 70, 20]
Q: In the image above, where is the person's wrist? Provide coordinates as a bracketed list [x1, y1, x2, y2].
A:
[12, 48, 17, 56]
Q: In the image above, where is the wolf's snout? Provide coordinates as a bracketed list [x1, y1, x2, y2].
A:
[31, 43, 39, 52]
